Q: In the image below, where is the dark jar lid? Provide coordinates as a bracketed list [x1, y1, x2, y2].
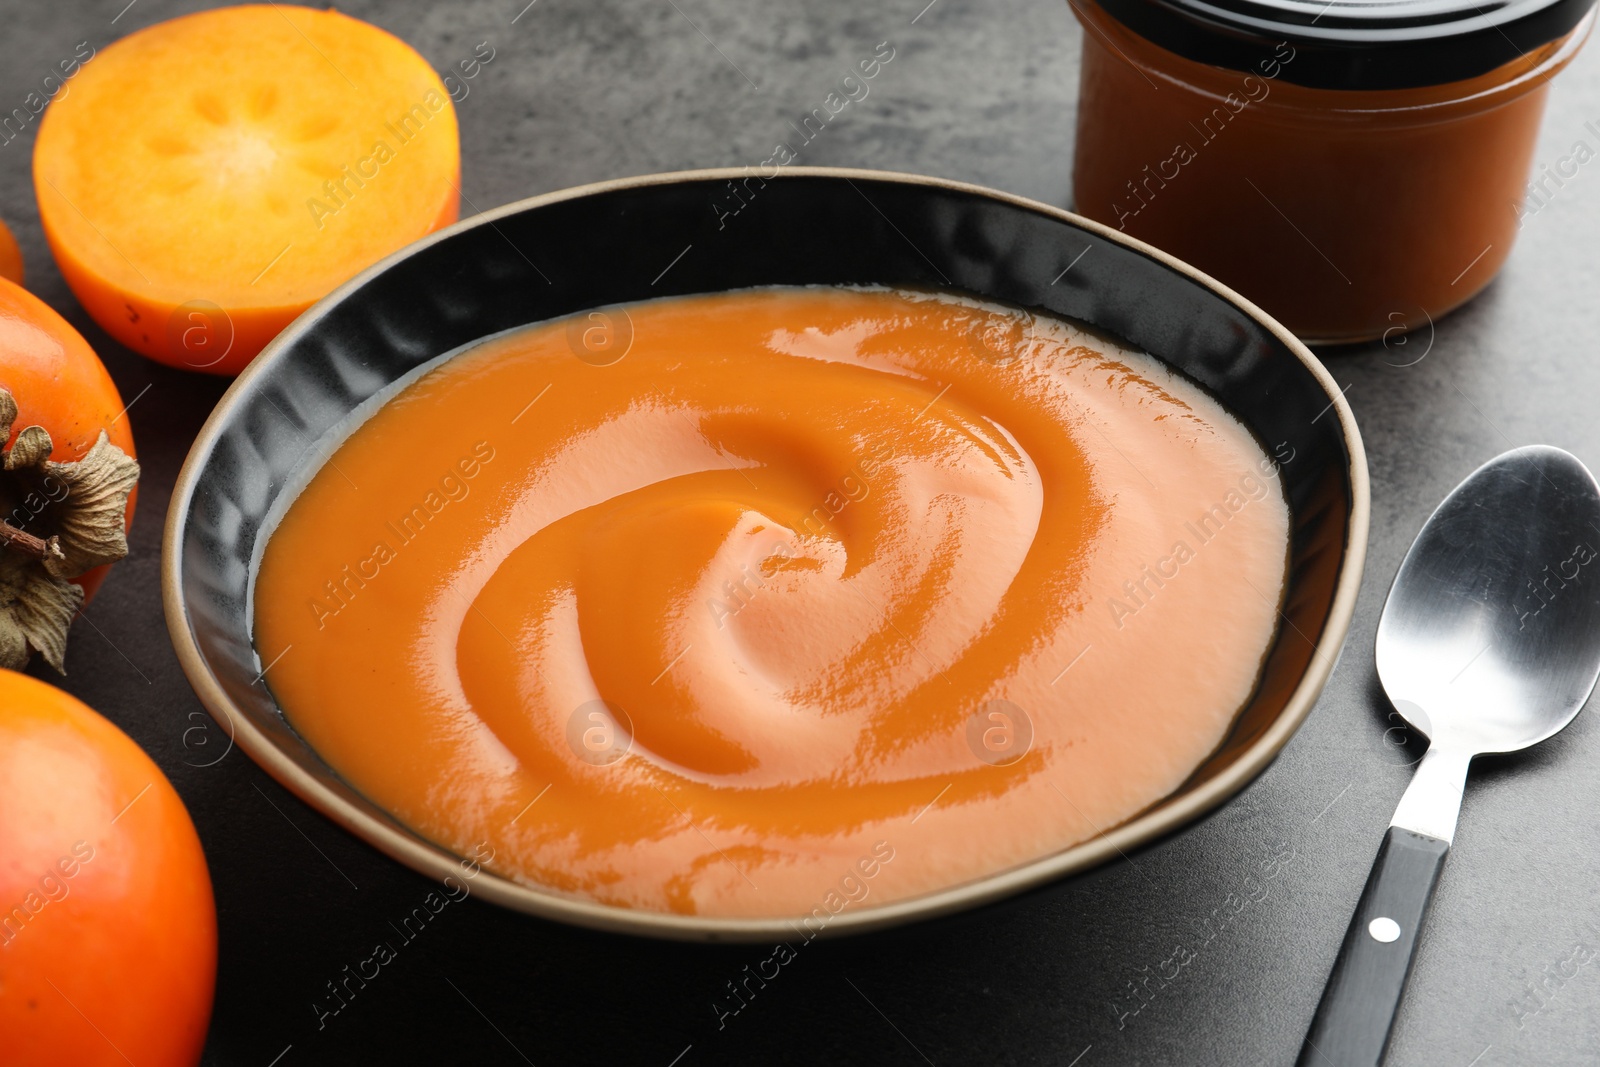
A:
[1082, 0, 1596, 90]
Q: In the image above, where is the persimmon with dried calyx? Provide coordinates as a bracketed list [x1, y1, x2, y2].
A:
[0, 388, 138, 670]
[34, 4, 460, 375]
[0, 276, 139, 670]
[0, 277, 135, 481]
[0, 669, 216, 1067]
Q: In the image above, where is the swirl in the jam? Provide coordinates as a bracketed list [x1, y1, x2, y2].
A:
[254, 287, 1290, 916]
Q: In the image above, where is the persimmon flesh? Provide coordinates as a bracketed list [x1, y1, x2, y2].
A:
[34, 4, 460, 375]
[0, 670, 216, 1066]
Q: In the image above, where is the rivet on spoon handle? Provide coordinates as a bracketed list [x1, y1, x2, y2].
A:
[1295, 827, 1451, 1066]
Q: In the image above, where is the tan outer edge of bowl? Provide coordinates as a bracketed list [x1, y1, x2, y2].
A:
[162, 166, 1370, 942]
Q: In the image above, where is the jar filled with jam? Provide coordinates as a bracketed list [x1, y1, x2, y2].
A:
[1070, 0, 1596, 343]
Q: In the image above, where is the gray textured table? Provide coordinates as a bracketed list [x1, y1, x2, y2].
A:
[9, 1, 1600, 1064]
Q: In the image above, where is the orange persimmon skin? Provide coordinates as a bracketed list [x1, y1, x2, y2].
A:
[34, 5, 461, 376]
[0, 276, 136, 603]
[0, 220, 22, 286]
[0, 670, 216, 1067]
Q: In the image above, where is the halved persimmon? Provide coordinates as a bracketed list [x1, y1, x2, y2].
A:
[34, 5, 460, 375]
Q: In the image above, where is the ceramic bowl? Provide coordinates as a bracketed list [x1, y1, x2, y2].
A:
[163, 167, 1368, 941]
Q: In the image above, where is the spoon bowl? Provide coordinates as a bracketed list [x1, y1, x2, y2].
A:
[1375, 445, 1600, 756]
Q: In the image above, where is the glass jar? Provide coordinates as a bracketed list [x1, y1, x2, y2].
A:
[1070, 0, 1596, 344]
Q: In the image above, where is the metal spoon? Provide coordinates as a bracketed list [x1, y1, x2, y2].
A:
[1297, 445, 1600, 1067]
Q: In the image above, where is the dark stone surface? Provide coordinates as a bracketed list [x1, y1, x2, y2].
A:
[6, 1, 1599, 1064]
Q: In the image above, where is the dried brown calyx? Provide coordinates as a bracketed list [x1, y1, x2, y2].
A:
[0, 386, 140, 672]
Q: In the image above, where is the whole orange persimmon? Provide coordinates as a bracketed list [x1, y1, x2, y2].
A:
[0, 273, 137, 604]
[0, 670, 216, 1066]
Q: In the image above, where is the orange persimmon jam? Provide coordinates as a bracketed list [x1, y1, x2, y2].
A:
[253, 286, 1290, 917]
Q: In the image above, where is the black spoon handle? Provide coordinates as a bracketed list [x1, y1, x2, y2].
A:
[1296, 827, 1451, 1067]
